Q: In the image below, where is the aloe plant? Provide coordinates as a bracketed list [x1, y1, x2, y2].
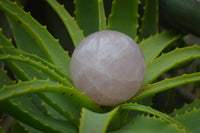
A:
[0, 0, 200, 132]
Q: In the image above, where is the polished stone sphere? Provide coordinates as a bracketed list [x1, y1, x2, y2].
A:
[70, 30, 146, 106]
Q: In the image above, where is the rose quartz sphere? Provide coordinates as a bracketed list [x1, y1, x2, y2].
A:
[70, 30, 145, 106]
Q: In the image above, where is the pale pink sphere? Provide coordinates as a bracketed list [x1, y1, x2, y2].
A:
[70, 30, 145, 106]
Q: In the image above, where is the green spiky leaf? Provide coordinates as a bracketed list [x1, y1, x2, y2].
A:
[0, 79, 108, 113]
[38, 93, 81, 126]
[170, 99, 200, 116]
[108, 115, 185, 133]
[144, 45, 200, 84]
[79, 107, 118, 133]
[45, 0, 85, 47]
[174, 107, 200, 133]
[7, 17, 50, 62]
[0, 36, 80, 126]
[0, 20, 80, 127]
[120, 103, 189, 132]
[0, 97, 78, 133]
[139, 30, 181, 64]
[0, 0, 71, 77]
[0, 53, 71, 86]
[75, 0, 106, 36]
[0, 31, 43, 81]
[108, 0, 140, 40]
[0, 70, 14, 87]
[138, 0, 159, 41]
[131, 72, 200, 102]
[0, 28, 13, 48]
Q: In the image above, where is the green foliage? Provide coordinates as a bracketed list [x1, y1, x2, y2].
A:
[170, 99, 200, 116]
[132, 72, 200, 102]
[139, 30, 181, 64]
[138, 0, 159, 41]
[75, 0, 106, 36]
[79, 108, 118, 133]
[171, 99, 200, 133]
[45, 0, 84, 47]
[108, 115, 185, 133]
[144, 45, 200, 85]
[0, 0, 199, 132]
[0, 0, 71, 76]
[108, 0, 140, 40]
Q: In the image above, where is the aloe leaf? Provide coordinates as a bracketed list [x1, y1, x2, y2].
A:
[108, 0, 140, 40]
[0, 31, 36, 80]
[170, 99, 200, 116]
[75, 0, 106, 36]
[174, 107, 200, 133]
[0, 69, 13, 88]
[98, 0, 106, 31]
[38, 93, 81, 126]
[0, 70, 14, 87]
[0, 28, 13, 48]
[39, 93, 80, 125]
[45, 0, 84, 47]
[0, 70, 77, 132]
[0, 54, 71, 87]
[7, 17, 50, 62]
[0, 36, 79, 127]
[139, 30, 181, 64]
[0, 70, 26, 133]
[144, 45, 200, 84]
[6, 16, 71, 80]
[39, 92, 81, 127]
[0, 36, 77, 132]
[108, 115, 185, 133]
[0, 0, 71, 77]
[0, 79, 107, 113]
[120, 103, 190, 132]
[1, 44, 72, 84]
[0, 69, 66, 133]
[20, 49, 72, 84]
[131, 72, 200, 102]
[0, 97, 78, 133]
[0, 33, 80, 123]
[79, 107, 119, 133]
[138, 0, 159, 42]
[2, 57, 45, 80]
[107, 109, 129, 131]
[40, 97, 66, 120]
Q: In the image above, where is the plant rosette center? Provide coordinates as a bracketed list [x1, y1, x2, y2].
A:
[70, 30, 146, 106]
